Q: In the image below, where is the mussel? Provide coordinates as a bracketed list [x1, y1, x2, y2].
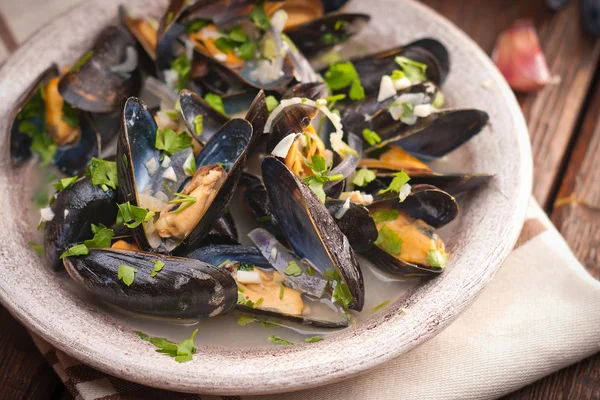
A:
[63, 248, 237, 318]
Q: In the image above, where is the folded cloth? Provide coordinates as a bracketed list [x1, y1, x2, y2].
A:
[30, 199, 600, 399]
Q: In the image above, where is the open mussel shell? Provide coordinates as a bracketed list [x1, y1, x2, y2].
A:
[283, 82, 329, 101]
[266, 102, 318, 152]
[369, 171, 493, 196]
[349, 39, 448, 94]
[63, 249, 237, 318]
[213, 212, 238, 240]
[155, 0, 188, 74]
[365, 245, 443, 278]
[262, 156, 365, 311]
[325, 199, 377, 253]
[409, 38, 450, 83]
[53, 112, 101, 176]
[365, 109, 489, 161]
[244, 90, 269, 149]
[179, 89, 229, 143]
[59, 26, 142, 113]
[285, 13, 370, 59]
[44, 178, 118, 272]
[371, 184, 458, 228]
[119, 5, 157, 62]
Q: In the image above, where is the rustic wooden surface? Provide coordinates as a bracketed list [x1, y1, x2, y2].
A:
[0, 0, 599, 398]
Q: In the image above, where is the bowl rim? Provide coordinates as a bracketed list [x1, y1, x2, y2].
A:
[0, 0, 532, 395]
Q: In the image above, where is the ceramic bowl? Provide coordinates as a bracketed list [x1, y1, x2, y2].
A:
[0, 0, 532, 395]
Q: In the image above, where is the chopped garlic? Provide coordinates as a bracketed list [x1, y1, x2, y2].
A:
[40, 207, 55, 221]
[330, 131, 356, 158]
[161, 155, 171, 168]
[145, 157, 158, 175]
[399, 183, 411, 202]
[162, 166, 177, 182]
[64, 209, 70, 218]
[377, 75, 396, 102]
[339, 191, 373, 206]
[237, 270, 263, 284]
[271, 133, 300, 158]
[393, 76, 412, 91]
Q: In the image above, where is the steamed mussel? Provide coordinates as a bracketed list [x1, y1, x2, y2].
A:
[18, 0, 495, 351]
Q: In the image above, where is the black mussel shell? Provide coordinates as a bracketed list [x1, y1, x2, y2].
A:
[266, 103, 318, 152]
[369, 171, 493, 196]
[199, 232, 241, 246]
[409, 38, 450, 83]
[185, 245, 272, 269]
[44, 178, 118, 271]
[213, 211, 238, 240]
[63, 249, 237, 318]
[53, 112, 101, 176]
[371, 184, 458, 228]
[156, 0, 188, 74]
[283, 82, 328, 100]
[365, 109, 489, 161]
[325, 199, 378, 253]
[59, 26, 142, 113]
[244, 90, 269, 148]
[120, 5, 157, 61]
[262, 156, 364, 311]
[365, 245, 443, 278]
[285, 13, 370, 59]
[179, 89, 229, 143]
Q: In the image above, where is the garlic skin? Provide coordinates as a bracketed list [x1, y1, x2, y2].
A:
[492, 19, 552, 93]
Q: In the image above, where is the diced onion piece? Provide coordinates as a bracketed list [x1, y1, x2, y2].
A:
[163, 69, 179, 91]
[40, 207, 55, 221]
[139, 193, 168, 212]
[492, 19, 552, 92]
[183, 154, 195, 176]
[335, 197, 351, 219]
[401, 115, 418, 125]
[161, 155, 171, 168]
[339, 191, 373, 206]
[393, 77, 412, 90]
[399, 183, 411, 202]
[413, 104, 433, 118]
[214, 53, 227, 62]
[162, 166, 177, 181]
[64, 209, 70, 218]
[109, 46, 138, 77]
[388, 103, 404, 121]
[145, 157, 158, 175]
[236, 270, 263, 284]
[270, 247, 278, 262]
[271, 133, 300, 158]
[271, 10, 288, 32]
[377, 75, 396, 102]
[249, 59, 283, 84]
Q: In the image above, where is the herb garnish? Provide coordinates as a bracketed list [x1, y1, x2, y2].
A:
[370, 209, 399, 224]
[155, 127, 193, 156]
[426, 250, 448, 268]
[116, 201, 155, 228]
[352, 168, 376, 187]
[17, 89, 57, 165]
[249, 1, 270, 30]
[204, 93, 226, 115]
[395, 56, 428, 83]
[325, 270, 353, 310]
[304, 336, 324, 343]
[53, 176, 78, 191]
[370, 300, 390, 313]
[283, 260, 302, 277]
[374, 225, 402, 254]
[238, 262, 256, 271]
[269, 335, 293, 346]
[168, 192, 197, 214]
[135, 329, 198, 363]
[302, 155, 344, 203]
[170, 55, 191, 91]
[238, 315, 256, 326]
[28, 242, 44, 257]
[306, 265, 314, 276]
[378, 171, 410, 196]
[71, 51, 94, 72]
[84, 224, 115, 248]
[151, 260, 165, 277]
[86, 158, 118, 191]
[323, 62, 365, 101]
[118, 264, 138, 286]
[362, 128, 381, 146]
[193, 115, 203, 135]
[59, 244, 89, 259]
[185, 18, 211, 33]
[265, 95, 279, 112]
[279, 283, 285, 300]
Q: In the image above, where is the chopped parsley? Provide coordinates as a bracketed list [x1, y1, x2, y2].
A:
[395, 56, 428, 83]
[185, 18, 211, 33]
[170, 55, 191, 91]
[254, 297, 264, 308]
[249, 1, 270, 30]
[204, 93, 226, 115]
[326, 269, 353, 310]
[28, 242, 44, 257]
[265, 95, 279, 112]
[165, 11, 174, 25]
[375, 225, 403, 255]
[362, 128, 381, 146]
[193, 114, 203, 135]
[59, 244, 89, 259]
[279, 283, 285, 300]
[334, 20, 349, 30]
[238, 315, 256, 326]
[61, 102, 79, 127]
[18, 102, 57, 166]
[116, 201, 155, 228]
[433, 91, 445, 108]
[155, 127, 193, 156]
[370, 300, 390, 313]
[269, 335, 293, 346]
[168, 192, 197, 214]
[53, 176, 78, 191]
[306, 265, 314, 276]
[284, 260, 302, 277]
[352, 168, 376, 187]
[86, 157, 118, 191]
[391, 69, 405, 81]
[83, 224, 114, 248]
[135, 329, 198, 363]
[70, 50, 94, 72]
[302, 155, 343, 203]
[321, 33, 336, 43]
[370, 209, 399, 224]
[426, 250, 448, 268]
[378, 171, 410, 195]
[237, 40, 257, 60]
[118, 264, 138, 286]
[238, 262, 256, 271]
[323, 62, 365, 101]
[304, 336, 323, 343]
[151, 260, 165, 277]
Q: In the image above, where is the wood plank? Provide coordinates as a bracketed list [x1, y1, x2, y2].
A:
[0, 306, 61, 399]
[419, 0, 600, 207]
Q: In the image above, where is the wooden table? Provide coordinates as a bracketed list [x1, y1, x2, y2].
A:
[0, 0, 599, 398]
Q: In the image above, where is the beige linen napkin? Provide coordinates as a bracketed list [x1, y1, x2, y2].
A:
[29, 198, 600, 399]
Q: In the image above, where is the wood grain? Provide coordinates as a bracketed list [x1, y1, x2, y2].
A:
[0, 306, 61, 399]
[420, 0, 600, 208]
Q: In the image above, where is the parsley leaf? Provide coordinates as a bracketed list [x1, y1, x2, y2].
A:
[60, 244, 89, 259]
[284, 260, 302, 277]
[203, 93, 226, 115]
[324, 62, 359, 90]
[155, 127, 193, 156]
[193, 115, 203, 135]
[238, 262, 255, 271]
[391, 69, 405, 81]
[306, 265, 314, 276]
[151, 260, 165, 277]
[28, 242, 44, 257]
[269, 335, 294, 346]
[426, 250, 448, 268]
[265, 95, 279, 112]
[175, 329, 198, 363]
[238, 315, 256, 326]
[83, 226, 114, 248]
[135, 329, 198, 363]
[395, 56, 428, 83]
[86, 157, 118, 191]
[370, 209, 399, 224]
[352, 168, 376, 187]
[349, 78, 365, 101]
[71, 51, 94, 72]
[170, 55, 191, 91]
[370, 300, 390, 313]
[185, 18, 211, 33]
[362, 129, 381, 146]
[53, 176, 78, 191]
[305, 178, 327, 203]
[238, 40, 257, 60]
[117, 264, 138, 286]
[374, 225, 403, 254]
[249, 1, 270, 30]
[304, 336, 323, 343]
[325, 269, 353, 310]
[116, 201, 155, 228]
[378, 171, 410, 195]
[433, 91, 445, 108]
[302, 155, 343, 203]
